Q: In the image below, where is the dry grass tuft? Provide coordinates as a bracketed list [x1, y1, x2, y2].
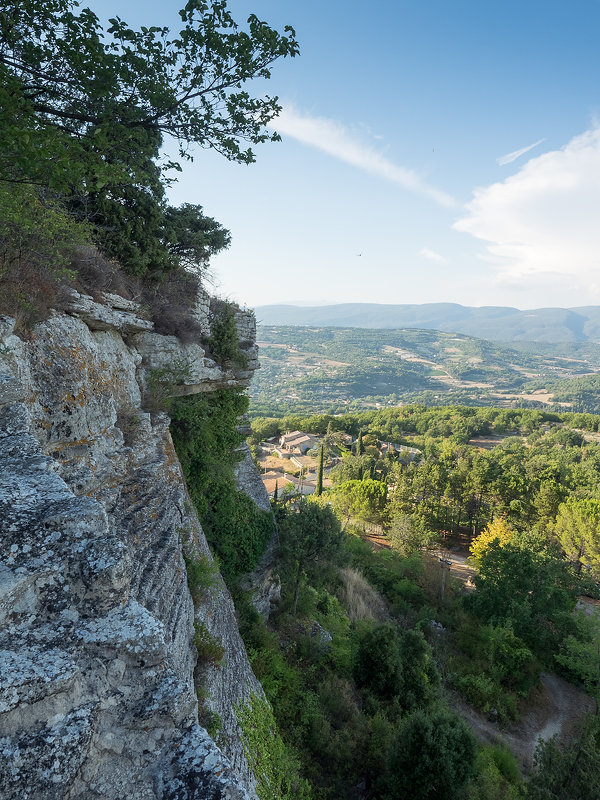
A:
[70, 246, 141, 300]
[338, 567, 386, 621]
[141, 270, 204, 343]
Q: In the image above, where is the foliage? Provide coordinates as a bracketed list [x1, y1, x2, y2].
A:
[354, 622, 403, 701]
[196, 686, 223, 742]
[193, 620, 225, 667]
[384, 709, 476, 800]
[1, 0, 297, 275]
[144, 358, 194, 411]
[554, 611, 600, 698]
[330, 478, 387, 527]
[527, 714, 600, 800]
[0, 183, 90, 326]
[389, 512, 439, 556]
[469, 518, 514, 568]
[354, 622, 440, 715]
[553, 497, 600, 578]
[163, 203, 231, 274]
[237, 693, 311, 800]
[465, 745, 521, 800]
[278, 501, 344, 614]
[183, 549, 220, 606]
[316, 443, 324, 496]
[170, 389, 274, 577]
[467, 540, 578, 656]
[208, 298, 247, 367]
[242, 403, 600, 797]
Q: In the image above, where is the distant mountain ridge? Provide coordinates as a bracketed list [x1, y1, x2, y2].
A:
[254, 303, 600, 343]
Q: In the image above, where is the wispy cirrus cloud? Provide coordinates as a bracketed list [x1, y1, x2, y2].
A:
[419, 247, 447, 264]
[455, 126, 600, 297]
[269, 104, 456, 208]
[497, 138, 546, 166]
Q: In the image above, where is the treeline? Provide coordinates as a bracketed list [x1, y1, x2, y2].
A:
[250, 404, 600, 442]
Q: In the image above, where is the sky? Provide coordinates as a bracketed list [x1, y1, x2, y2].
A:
[88, 0, 600, 310]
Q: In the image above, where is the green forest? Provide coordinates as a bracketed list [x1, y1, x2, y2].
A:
[174, 399, 600, 799]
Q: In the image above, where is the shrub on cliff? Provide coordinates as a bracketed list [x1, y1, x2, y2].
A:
[207, 299, 248, 368]
[170, 389, 274, 577]
[0, 184, 90, 327]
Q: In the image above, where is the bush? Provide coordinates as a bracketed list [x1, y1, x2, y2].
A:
[354, 622, 439, 710]
[0, 184, 89, 328]
[386, 709, 476, 800]
[465, 745, 521, 800]
[170, 390, 275, 577]
[208, 298, 247, 367]
[237, 693, 311, 800]
[193, 620, 225, 668]
[183, 550, 220, 607]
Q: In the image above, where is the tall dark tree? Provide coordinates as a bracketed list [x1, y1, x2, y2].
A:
[279, 502, 343, 615]
[357, 429, 364, 456]
[316, 443, 324, 497]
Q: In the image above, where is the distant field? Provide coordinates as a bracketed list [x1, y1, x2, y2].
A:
[250, 325, 600, 415]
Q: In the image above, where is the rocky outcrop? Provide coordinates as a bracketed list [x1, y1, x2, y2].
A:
[0, 292, 264, 799]
[233, 445, 280, 622]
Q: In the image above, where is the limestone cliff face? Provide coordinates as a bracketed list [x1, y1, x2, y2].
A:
[0, 292, 268, 799]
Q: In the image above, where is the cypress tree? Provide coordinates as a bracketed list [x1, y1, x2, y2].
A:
[357, 430, 364, 456]
[316, 444, 324, 496]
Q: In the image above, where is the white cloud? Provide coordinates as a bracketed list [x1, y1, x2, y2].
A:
[454, 126, 600, 298]
[419, 247, 447, 264]
[497, 138, 546, 166]
[270, 105, 455, 208]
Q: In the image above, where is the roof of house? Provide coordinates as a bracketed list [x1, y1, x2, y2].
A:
[261, 470, 296, 495]
[280, 431, 319, 446]
[262, 475, 296, 495]
[280, 430, 304, 443]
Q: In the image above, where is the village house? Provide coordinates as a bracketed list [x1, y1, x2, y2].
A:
[278, 430, 320, 455]
[260, 469, 317, 497]
[260, 470, 296, 497]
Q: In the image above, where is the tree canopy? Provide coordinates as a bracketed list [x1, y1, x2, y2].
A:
[1, 0, 298, 184]
[0, 0, 298, 275]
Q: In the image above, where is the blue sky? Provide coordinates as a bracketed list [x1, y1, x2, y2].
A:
[89, 0, 600, 310]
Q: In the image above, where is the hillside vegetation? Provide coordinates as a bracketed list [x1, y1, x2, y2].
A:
[252, 325, 600, 415]
[241, 405, 600, 799]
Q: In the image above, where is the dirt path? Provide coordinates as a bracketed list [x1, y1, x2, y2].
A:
[451, 672, 595, 772]
[433, 547, 476, 587]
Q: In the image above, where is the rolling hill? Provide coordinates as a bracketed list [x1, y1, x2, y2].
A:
[251, 325, 600, 415]
[254, 303, 600, 343]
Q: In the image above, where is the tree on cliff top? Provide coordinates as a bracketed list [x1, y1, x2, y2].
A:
[0, 0, 298, 274]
